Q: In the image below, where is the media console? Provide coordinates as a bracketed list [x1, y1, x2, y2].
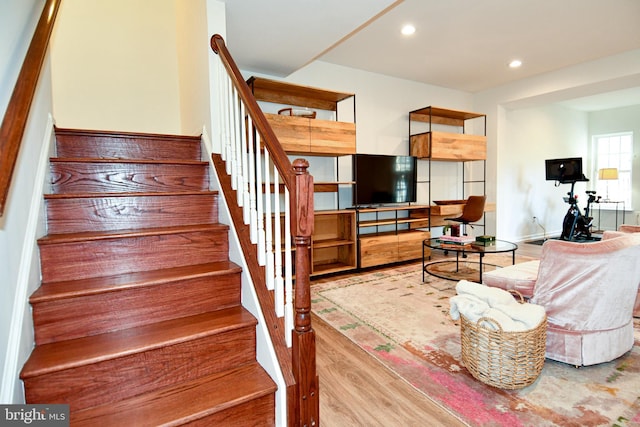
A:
[356, 205, 431, 268]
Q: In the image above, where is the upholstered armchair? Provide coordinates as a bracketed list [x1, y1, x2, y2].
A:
[603, 225, 640, 317]
[619, 224, 640, 233]
[484, 233, 640, 366]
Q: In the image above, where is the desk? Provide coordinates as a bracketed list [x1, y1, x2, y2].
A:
[422, 238, 518, 283]
[594, 200, 625, 232]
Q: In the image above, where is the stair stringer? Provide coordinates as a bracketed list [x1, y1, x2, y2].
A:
[202, 132, 288, 427]
[0, 116, 54, 404]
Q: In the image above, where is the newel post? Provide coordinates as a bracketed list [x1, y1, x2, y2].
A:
[291, 158, 319, 427]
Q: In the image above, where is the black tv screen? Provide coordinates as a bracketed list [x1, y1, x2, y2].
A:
[353, 154, 417, 206]
[545, 157, 585, 182]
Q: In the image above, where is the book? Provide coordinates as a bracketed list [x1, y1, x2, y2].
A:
[440, 243, 473, 250]
[438, 235, 475, 244]
[471, 242, 495, 249]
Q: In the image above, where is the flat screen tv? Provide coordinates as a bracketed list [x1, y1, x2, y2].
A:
[353, 154, 417, 206]
[545, 157, 585, 182]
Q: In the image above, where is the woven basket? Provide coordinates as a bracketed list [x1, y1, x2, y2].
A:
[460, 296, 547, 389]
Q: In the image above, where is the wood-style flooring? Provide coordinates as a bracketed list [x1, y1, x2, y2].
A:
[314, 242, 543, 426]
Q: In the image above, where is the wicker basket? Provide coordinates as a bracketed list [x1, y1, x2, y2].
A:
[460, 299, 547, 389]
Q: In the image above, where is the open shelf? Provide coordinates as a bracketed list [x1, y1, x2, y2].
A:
[312, 238, 354, 249]
[247, 76, 354, 111]
[311, 260, 355, 276]
[314, 181, 355, 193]
[355, 205, 431, 268]
[311, 210, 357, 276]
[358, 217, 429, 228]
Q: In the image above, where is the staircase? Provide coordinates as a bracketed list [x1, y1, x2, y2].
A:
[20, 128, 277, 425]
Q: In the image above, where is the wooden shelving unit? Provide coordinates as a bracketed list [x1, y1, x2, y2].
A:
[247, 76, 356, 156]
[409, 106, 486, 161]
[312, 210, 357, 276]
[251, 77, 358, 276]
[274, 209, 357, 277]
[408, 106, 488, 231]
[356, 205, 431, 268]
[313, 181, 355, 193]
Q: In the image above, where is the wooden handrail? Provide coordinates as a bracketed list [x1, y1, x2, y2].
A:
[210, 35, 295, 190]
[211, 34, 318, 426]
[0, 0, 62, 217]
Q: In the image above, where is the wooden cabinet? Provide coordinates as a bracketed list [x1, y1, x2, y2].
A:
[275, 209, 357, 277]
[247, 77, 356, 156]
[409, 106, 486, 161]
[253, 77, 359, 276]
[312, 210, 357, 275]
[264, 113, 355, 155]
[356, 205, 431, 268]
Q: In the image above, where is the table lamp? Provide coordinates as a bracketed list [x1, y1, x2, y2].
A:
[598, 167, 618, 201]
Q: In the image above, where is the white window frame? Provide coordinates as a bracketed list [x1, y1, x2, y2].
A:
[591, 132, 633, 208]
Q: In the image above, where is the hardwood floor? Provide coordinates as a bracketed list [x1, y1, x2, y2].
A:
[516, 241, 544, 258]
[314, 313, 465, 426]
[314, 242, 543, 426]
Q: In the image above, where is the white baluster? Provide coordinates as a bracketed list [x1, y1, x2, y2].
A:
[247, 116, 258, 244]
[274, 171, 284, 316]
[284, 187, 293, 347]
[225, 77, 233, 174]
[264, 151, 274, 291]
[216, 60, 227, 161]
[240, 102, 250, 221]
[255, 133, 266, 266]
[230, 86, 240, 191]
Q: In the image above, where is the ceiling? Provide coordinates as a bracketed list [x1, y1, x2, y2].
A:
[221, 0, 640, 110]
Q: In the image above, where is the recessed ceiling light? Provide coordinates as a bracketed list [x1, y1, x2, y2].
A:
[401, 24, 416, 36]
[509, 59, 523, 68]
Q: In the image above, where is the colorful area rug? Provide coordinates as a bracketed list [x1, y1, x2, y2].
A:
[311, 258, 640, 427]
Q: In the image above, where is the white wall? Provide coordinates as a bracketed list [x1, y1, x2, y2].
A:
[0, 0, 53, 404]
[244, 62, 476, 210]
[51, 0, 182, 134]
[499, 105, 589, 241]
[588, 104, 640, 227]
[476, 50, 640, 241]
[240, 54, 640, 242]
[176, 0, 213, 137]
[0, 0, 42, 118]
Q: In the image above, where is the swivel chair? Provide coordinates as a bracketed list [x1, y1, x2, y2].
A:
[481, 232, 640, 365]
[445, 195, 486, 235]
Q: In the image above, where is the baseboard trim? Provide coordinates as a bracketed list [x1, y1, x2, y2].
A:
[1, 115, 54, 403]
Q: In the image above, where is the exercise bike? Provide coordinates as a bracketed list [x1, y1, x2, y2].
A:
[560, 180, 598, 241]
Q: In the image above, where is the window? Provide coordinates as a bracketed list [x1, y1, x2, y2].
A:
[592, 132, 633, 206]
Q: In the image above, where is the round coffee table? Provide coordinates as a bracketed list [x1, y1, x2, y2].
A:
[422, 238, 518, 283]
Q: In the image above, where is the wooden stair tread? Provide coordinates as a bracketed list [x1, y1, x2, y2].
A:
[37, 223, 228, 245]
[44, 190, 217, 199]
[24, 128, 277, 424]
[31, 261, 241, 303]
[54, 127, 202, 142]
[50, 157, 208, 165]
[72, 362, 276, 426]
[21, 307, 256, 379]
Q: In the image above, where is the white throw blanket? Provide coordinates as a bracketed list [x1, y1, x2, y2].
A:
[450, 280, 545, 331]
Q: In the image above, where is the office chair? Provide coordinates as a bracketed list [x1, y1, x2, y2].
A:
[445, 195, 486, 235]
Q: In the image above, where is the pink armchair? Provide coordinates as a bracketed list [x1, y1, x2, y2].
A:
[485, 233, 640, 366]
[619, 224, 640, 233]
[602, 225, 640, 317]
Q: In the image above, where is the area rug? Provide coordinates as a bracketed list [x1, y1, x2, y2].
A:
[311, 259, 640, 427]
